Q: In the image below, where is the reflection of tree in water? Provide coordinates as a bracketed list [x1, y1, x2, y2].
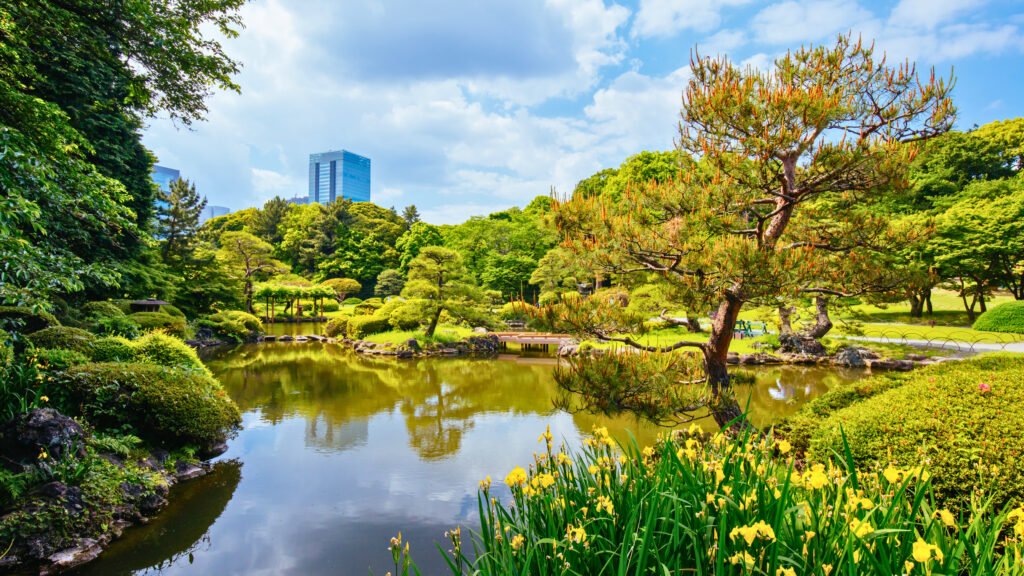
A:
[203, 344, 561, 459]
[74, 460, 243, 575]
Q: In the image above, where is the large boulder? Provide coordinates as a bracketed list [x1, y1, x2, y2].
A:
[778, 334, 827, 356]
[831, 346, 878, 367]
[0, 408, 86, 464]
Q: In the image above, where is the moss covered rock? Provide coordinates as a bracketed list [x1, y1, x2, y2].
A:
[89, 336, 136, 363]
[27, 327, 96, 355]
[0, 306, 59, 334]
[128, 312, 186, 338]
[131, 333, 210, 376]
[196, 310, 263, 343]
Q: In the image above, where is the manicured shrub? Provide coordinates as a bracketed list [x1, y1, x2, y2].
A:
[0, 306, 59, 334]
[498, 301, 537, 321]
[388, 303, 422, 331]
[63, 362, 241, 448]
[90, 314, 141, 338]
[90, 336, 136, 363]
[413, 426, 1024, 575]
[973, 301, 1024, 334]
[196, 310, 263, 343]
[354, 301, 382, 315]
[808, 354, 1024, 512]
[778, 370, 912, 454]
[161, 304, 186, 319]
[27, 326, 96, 355]
[322, 300, 340, 312]
[348, 315, 391, 338]
[81, 301, 125, 320]
[342, 297, 363, 305]
[33, 348, 90, 371]
[129, 312, 186, 338]
[131, 332, 211, 376]
[363, 297, 383, 306]
[324, 317, 348, 338]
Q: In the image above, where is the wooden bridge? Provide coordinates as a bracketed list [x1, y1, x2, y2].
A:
[491, 332, 574, 352]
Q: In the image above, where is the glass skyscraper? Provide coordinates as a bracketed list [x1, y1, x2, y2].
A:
[308, 150, 371, 204]
[151, 165, 180, 193]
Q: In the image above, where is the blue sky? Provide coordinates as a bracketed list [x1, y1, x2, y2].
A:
[144, 0, 1024, 224]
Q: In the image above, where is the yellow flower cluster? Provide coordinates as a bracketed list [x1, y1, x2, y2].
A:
[1009, 507, 1024, 538]
[566, 524, 587, 545]
[911, 537, 944, 563]
[792, 463, 830, 490]
[595, 495, 614, 515]
[729, 521, 776, 546]
[510, 534, 525, 551]
[505, 466, 528, 488]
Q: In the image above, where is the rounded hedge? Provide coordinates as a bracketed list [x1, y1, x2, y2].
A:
[348, 315, 390, 338]
[131, 332, 211, 376]
[197, 310, 263, 343]
[161, 304, 186, 319]
[34, 348, 90, 371]
[322, 300, 340, 312]
[129, 312, 186, 338]
[0, 306, 59, 334]
[324, 317, 348, 338]
[90, 336, 136, 362]
[81, 301, 125, 320]
[27, 326, 96, 355]
[387, 303, 422, 331]
[808, 354, 1024, 512]
[973, 301, 1024, 334]
[353, 301, 382, 315]
[63, 362, 241, 448]
[341, 297, 363, 305]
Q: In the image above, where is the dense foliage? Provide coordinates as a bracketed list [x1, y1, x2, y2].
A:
[974, 302, 1024, 334]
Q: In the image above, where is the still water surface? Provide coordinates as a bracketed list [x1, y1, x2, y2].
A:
[74, 342, 867, 575]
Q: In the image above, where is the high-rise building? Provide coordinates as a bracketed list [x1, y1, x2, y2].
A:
[199, 205, 232, 224]
[286, 195, 310, 206]
[308, 150, 371, 204]
[151, 165, 180, 194]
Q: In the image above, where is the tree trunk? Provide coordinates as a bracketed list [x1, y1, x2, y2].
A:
[686, 312, 702, 333]
[925, 289, 933, 315]
[705, 296, 748, 431]
[978, 287, 987, 313]
[908, 293, 923, 318]
[425, 306, 443, 338]
[244, 279, 254, 313]
[802, 296, 833, 339]
[778, 306, 794, 337]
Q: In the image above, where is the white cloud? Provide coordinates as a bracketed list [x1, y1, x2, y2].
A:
[698, 29, 748, 56]
[632, 0, 753, 38]
[751, 0, 877, 45]
[889, 0, 987, 30]
[251, 168, 303, 199]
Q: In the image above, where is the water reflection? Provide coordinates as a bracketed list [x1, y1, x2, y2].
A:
[75, 344, 868, 575]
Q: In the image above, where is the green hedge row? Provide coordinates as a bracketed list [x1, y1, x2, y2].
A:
[973, 301, 1024, 334]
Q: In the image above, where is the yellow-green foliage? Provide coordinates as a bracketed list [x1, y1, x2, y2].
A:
[809, 354, 1024, 512]
[81, 301, 125, 320]
[324, 317, 348, 338]
[128, 312, 186, 338]
[348, 315, 391, 338]
[131, 332, 211, 376]
[974, 302, 1024, 334]
[63, 363, 241, 447]
[27, 326, 96, 355]
[198, 310, 263, 342]
[424, 426, 1024, 575]
[33, 348, 90, 371]
[89, 336, 136, 362]
[0, 306, 59, 334]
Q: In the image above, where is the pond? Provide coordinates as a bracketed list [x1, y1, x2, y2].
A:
[72, 343, 869, 575]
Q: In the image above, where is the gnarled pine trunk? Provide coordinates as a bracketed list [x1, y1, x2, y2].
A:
[705, 296, 746, 431]
[802, 296, 833, 339]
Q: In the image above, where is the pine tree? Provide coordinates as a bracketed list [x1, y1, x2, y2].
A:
[159, 178, 207, 267]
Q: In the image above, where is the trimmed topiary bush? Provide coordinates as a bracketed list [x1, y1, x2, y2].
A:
[90, 336, 136, 363]
[341, 297, 362, 305]
[81, 301, 125, 320]
[129, 312, 186, 338]
[322, 300, 340, 312]
[27, 326, 96, 355]
[131, 332, 210, 376]
[348, 315, 391, 338]
[353, 301, 382, 315]
[63, 362, 241, 448]
[387, 303, 422, 331]
[973, 301, 1024, 334]
[196, 310, 263, 343]
[324, 317, 348, 338]
[161, 304, 186, 319]
[0, 306, 59, 334]
[807, 354, 1024, 511]
[33, 348, 90, 371]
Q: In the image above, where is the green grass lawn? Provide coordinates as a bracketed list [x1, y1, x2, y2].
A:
[834, 322, 1024, 344]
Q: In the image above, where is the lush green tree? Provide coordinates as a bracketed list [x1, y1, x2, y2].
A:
[401, 247, 488, 337]
[251, 196, 291, 245]
[198, 207, 258, 242]
[279, 203, 329, 275]
[375, 269, 406, 297]
[216, 231, 286, 313]
[401, 204, 421, 227]
[573, 168, 618, 199]
[480, 253, 538, 300]
[317, 202, 403, 288]
[321, 278, 362, 302]
[175, 242, 243, 316]
[545, 35, 953, 428]
[158, 178, 207, 266]
[397, 222, 445, 271]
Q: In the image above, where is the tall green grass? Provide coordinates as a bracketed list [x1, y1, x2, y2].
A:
[399, 425, 1024, 575]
